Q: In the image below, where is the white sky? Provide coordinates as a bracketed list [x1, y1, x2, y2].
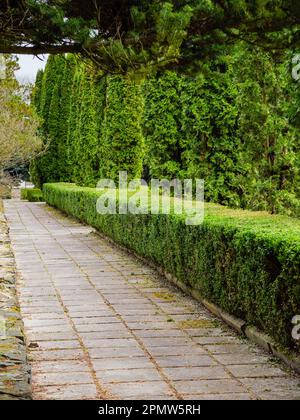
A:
[15, 55, 48, 83]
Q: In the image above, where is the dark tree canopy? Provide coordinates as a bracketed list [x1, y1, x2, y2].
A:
[1, 1, 300, 73]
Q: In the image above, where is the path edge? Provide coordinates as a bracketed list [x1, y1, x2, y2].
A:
[93, 229, 300, 376]
[1, 200, 32, 400]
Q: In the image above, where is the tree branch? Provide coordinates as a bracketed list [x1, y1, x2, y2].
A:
[0, 43, 83, 55]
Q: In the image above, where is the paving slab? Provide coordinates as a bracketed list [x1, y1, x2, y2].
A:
[4, 200, 300, 400]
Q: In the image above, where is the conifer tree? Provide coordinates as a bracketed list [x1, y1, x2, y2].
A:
[100, 76, 145, 182]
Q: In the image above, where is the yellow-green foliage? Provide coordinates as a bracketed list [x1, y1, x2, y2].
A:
[21, 188, 43, 202]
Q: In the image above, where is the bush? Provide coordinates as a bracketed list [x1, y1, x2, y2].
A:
[21, 188, 44, 202]
[0, 184, 11, 199]
[43, 182, 300, 352]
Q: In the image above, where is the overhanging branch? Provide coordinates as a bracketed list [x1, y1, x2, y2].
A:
[0, 44, 83, 55]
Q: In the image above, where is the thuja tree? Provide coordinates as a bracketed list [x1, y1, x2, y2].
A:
[143, 66, 242, 207]
[143, 46, 300, 212]
[31, 55, 66, 185]
[32, 55, 145, 186]
[66, 58, 84, 183]
[32, 56, 84, 185]
[70, 63, 104, 186]
[32, 69, 44, 114]
[230, 44, 300, 215]
[57, 56, 77, 181]
[32, 48, 300, 216]
[143, 72, 185, 180]
[39, 56, 61, 133]
[100, 75, 145, 182]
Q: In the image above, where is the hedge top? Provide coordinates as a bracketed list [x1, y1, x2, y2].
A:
[44, 183, 300, 247]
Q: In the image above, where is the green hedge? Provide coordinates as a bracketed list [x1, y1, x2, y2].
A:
[21, 188, 44, 202]
[44, 183, 300, 352]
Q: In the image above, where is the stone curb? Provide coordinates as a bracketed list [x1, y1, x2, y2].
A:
[94, 229, 300, 376]
[0, 202, 31, 400]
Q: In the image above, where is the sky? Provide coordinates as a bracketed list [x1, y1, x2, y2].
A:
[15, 55, 48, 84]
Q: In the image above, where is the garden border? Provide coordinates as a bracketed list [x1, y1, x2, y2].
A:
[94, 228, 300, 375]
[43, 183, 300, 374]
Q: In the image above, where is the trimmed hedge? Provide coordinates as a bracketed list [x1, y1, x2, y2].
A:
[21, 188, 44, 202]
[44, 183, 300, 352]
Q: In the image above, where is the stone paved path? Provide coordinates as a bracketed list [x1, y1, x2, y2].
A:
[4, 200, 300, 400]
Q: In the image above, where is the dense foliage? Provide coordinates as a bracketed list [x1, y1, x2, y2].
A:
[144, 47, 300, 215]
[143, 68, 242, 207]
[20, 188, 43, 202]
[44, 182, 300, 351]
[32, 55, 145, 186]
[32, 46, 300, 216]
[1, 1, 300, 73]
